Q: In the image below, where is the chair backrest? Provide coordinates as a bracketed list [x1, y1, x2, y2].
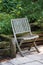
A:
[11, 18, 32, 36]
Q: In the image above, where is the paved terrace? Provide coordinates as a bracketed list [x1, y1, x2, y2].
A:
[0, 45, 43, 65]
[0, 53, 43, 65]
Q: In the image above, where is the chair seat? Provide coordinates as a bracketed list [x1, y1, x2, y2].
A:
[17, 34, 39, 40]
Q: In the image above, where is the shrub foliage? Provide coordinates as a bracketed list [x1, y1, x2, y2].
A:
[0, 0, 43, 34]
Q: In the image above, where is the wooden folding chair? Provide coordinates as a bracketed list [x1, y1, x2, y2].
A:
[11, 18, 40, 57]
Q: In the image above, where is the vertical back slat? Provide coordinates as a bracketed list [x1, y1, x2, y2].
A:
[11, 18, 31, 34]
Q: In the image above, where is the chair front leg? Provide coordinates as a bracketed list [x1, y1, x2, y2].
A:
[16, 41, 24, 57]
[33, 39, 40, 53]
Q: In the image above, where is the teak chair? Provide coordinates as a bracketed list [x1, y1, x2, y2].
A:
[11, 18, 40, 57]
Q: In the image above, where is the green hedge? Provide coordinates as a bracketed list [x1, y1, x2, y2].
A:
[0, 13, 43, 34]
[0, 0, 43, 34]
[0, 13, 14, 34]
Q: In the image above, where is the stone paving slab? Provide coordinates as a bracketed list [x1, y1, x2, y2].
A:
[0, 53, 43, 65]
[37, 59, 43, 64]
[22, 61, 43, 65]
[9, 57, 34, 65]
[26, 53, 43, 60]
[1, 61, 12, 65]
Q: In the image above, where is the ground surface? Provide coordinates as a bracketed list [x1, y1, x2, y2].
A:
[0, 46, 43, 65]
[16, 45, 43, 57]
[0, 45, 43, 65]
